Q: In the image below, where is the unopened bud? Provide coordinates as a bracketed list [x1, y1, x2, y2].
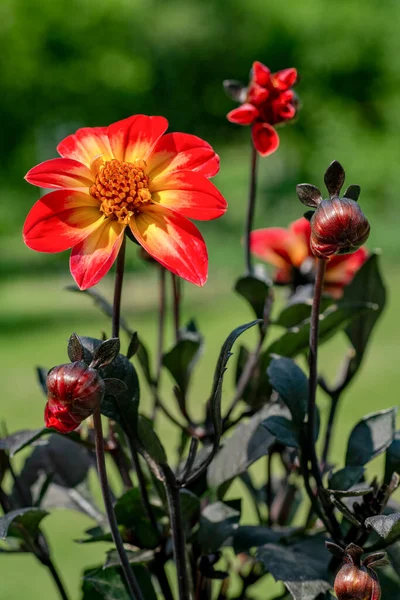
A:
[45, 361, 105, 433]
[310, 197, 370, 259]
[296, 161, 370, 260]
[327, 543, 387, 600]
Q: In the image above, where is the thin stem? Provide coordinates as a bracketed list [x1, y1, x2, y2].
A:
[163, 468, 191, 600]
[112, 236, 126, 339]
[45, 558, 69, 600]
[267, 453, 273, 527]
[171, 273, 181, 343]
[153, 555, 174, 600]
[244, 142, 258, 275]
[307, 258, 326, 490]
[93, 409, 144, 600]
[321, 393, 340, 467]
[156, 268, 166, 383]
[127, 437, 159, 535]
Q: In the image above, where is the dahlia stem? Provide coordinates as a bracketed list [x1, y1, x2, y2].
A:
[321, 392, 340, 468]
[171, 273, 181, 343]
[45, 558, 70, 600]
[93, 409, 144, 600]
[244, 142, 258, 275]
[163, 466, 192, 600]
[112, 236, 126, 339]
[307, 258, 326, 491]
[156, 268, 166, 384]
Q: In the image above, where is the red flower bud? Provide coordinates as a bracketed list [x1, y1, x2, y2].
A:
[327, 543, 388, 600]
[297, 161, 370, 260]
[45, 361, 105, 433]
[310, 197, 370, 259]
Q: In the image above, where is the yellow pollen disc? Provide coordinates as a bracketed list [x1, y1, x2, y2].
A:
[90, 159, 152, 224]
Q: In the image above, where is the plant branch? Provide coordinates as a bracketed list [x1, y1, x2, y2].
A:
[171, 273, 182, 343]
[93, 409, 144, 600]
[163, 466, 192, 600]
[244, 142, 258, 275]
[127, 436, 159, 535]
[321, 392, 340, 468]
[112, 236, 126, 339]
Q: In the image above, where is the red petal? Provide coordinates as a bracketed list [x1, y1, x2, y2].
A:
[227, 104, 259, 125]
[251, 123, 279, 156]
[252, 61, 271, 86]
[70, 220, 125, 290]
[250, 228, 297, 269]
[272, 68, 297, 91]
[107, 114, 168, 163]
[289, 218, 312, 252]
[23, 191, 104, 252]
[25, 158, 94, 190]
[325, 247, 368, 287]
[247, 83, 269, 106]
[278, 103, 296, 120]
[57, 127, 113, 168]
[149, 171, 227, 220]
[45, 403, 80, 433]
[147, 132, 220, 180]
[130, 205, 208, 286]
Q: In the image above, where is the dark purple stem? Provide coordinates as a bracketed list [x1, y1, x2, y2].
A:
[112, 236, 126, 339]
[244, 142, 258, 274]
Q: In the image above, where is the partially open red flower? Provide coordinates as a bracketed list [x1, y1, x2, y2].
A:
[23, 115, 227, 289]
[250, 218, 367, 296]
[225, 61, 298, 156]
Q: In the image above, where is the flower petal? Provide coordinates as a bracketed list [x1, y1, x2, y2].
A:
[247, 83, 270, 106]
[252, 61, 271, 87]
[272, 68, 298, 91]
[252, 122, 279, 156]
[149, 171, 227, 220]
[147, 132, 220, 180]
[70, 220, 125, 290]
[25, 158, 94, 190]
[107, 115, 168, 163]
[250, 228, 298, 269]
[130, 205, 208, 286]
[23, 190, 104, 252]
[227, 104, 259, 125]
[57, 126, 113, 168]
[325, 247, 368, 286]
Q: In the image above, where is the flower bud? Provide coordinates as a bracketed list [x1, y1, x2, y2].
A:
[310, 197, 370, 259]
[45, 361, 105, 433]
[327, 543, 387, 600]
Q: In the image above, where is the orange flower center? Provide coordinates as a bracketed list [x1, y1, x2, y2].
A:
[90, 159, 152, 224]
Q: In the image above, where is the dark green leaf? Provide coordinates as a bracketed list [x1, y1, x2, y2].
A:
[137, 416, 167, 465]
[36, 367, 48, 396]
[256, 536, 332, 600]
[91, 338, 121, 370]
[0, 428, 48, 457]
[267, 357, 308, 425]
[346, 408, 397, 466]
[126, 332, 139, 360]
[385, 432, 400, 484]
[114, 489, 162, 549]
[207, 405, 279, 491]
[179, 489, 200, 527]
[233, 525, 286, 553]
[328, 466, 365, 491]
[274, 298, 333, 329]
[234, 274, 272, 321]
[262, 416, 300, 448]
[83, 565, 157, 600]
[68, 332, 84, 362]
[267, 303, 375, 358]
[0, 507, 48, 539]
[387, 541, 400, 578]
[343, 253, 387, 381]
[365, 513, 400, 545]
[197, 501, 240, 553]
[162, 331, 203, 396]
[104, 549, 155, 569]
[344, 184, 361, 201]
[135, 338, 153, 385]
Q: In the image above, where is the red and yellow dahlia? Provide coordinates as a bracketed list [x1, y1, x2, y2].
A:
[250, 218, 367, 297]
[226, 61, 298, 156]
[23, 115, 227, 289]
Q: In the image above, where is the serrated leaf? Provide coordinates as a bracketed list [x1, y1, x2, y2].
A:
[234, 274, 272, 321]
[343, 253, 387, 382]
[162, 332, 203, 396]
[207, 405, 279, 491]
[346, 408, 397, 467]
[267, 303, 374, 358]
[104, 549, 155, 569]
[0, 507, 48, 539]
[328, 466, 365, 491]
[256, 536, 332, 600]
[385, 432, 400, 484]
[262, 416, 300, 448]
[197, 501, 240, 553]
[137, 416, 167, 465]
[267, 357, 308, 425]
[365, 513, 400, 545]
[0, 428, 49, 457]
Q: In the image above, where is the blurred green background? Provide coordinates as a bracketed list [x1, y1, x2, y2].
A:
[1, 0, 400, 597]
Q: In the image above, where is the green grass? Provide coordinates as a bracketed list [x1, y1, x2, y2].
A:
[0, 256, 398, 599]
